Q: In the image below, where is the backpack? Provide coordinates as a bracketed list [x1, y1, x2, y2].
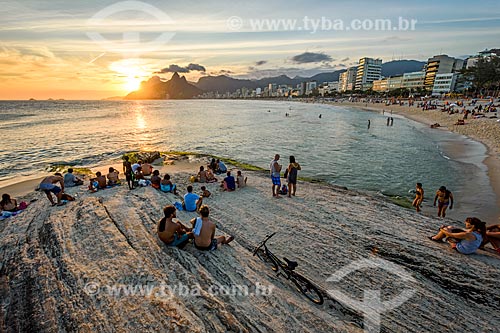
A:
[279, 185, 288, 195]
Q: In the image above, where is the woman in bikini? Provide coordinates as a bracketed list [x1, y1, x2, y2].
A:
[433, 186, 453, 218]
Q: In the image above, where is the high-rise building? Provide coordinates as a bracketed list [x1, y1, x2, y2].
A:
[339, 67, 357, 92]
[424, 55, 464, 90]
[355, 57, 382, 91]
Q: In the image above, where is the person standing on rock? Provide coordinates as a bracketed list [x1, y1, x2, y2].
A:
[270, 154, 282, 197]
[412, 183, 424, 212]
[39, 173, 65, 206]
[122, 156, 133, 190]
[434, 186, 454, 218]
[286, 155, 301, 198]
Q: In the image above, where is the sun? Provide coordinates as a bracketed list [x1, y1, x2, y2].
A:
[124, 75, 142, 92]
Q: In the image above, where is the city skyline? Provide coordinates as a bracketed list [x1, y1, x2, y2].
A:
[1, 0, 499, 99]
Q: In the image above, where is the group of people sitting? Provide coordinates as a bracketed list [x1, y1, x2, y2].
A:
[157, 204, 234, 251]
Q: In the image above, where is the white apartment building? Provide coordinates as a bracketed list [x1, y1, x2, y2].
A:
[432, 73, 458, 95]
[355, 57, 382, 91]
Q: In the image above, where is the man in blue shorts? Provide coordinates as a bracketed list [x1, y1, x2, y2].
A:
[157, 205, 193, 248]
[270, 154, 282, 197]
[39, 173, 65, 206]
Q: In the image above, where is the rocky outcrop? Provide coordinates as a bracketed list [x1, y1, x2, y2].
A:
[1, 170, 499, 332]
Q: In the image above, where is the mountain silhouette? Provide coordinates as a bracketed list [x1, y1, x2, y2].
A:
[125, 72, 203, 99]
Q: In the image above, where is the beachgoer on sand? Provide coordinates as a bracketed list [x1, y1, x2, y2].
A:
[270, 154, 282, 197]
[285, 155, 301, 197]
[63, 168, 83, 187]
[429, 217, 486, 254]
[190, 205, 234, 251]
[157, 205, 193, 248]
[122, 156, 134, 190]
[39, 173, 65, 206]
[434, 186, 454, 217]
[412, 183, 424, 212]
[183, 185, 202, 212]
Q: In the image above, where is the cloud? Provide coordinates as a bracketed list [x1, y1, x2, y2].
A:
[155, 63, 206, 74]
[340, 57, 350, 62]
[291, 52, 332, 64]
[255, 60, 267, 66]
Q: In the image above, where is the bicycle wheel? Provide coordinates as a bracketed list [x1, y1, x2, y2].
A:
[254, 249, 279, 271]
[290, 273, 324, 305]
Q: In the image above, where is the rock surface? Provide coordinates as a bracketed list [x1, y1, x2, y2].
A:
[1, 170, 499, 332]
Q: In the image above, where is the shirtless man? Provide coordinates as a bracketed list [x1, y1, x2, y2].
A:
[412, 183, 424, 212]
[190, 205, 234, 251]
[39, 173, 65, 206]
[157, 205, 193, 248]
[433, 186, 454, 218]
[270, 154, 282, 197]
[107, 167, 120, 185]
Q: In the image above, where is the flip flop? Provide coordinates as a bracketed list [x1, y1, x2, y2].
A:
[226, 236, 235, 244]
[428, 236, 441, 242]
[57, 202, 66, 206]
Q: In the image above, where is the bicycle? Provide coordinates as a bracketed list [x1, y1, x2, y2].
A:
[253, 232, 324, 305]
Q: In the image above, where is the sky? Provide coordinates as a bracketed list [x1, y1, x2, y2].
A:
[0, 0, 499, 99]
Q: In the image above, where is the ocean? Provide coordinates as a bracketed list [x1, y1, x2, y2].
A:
[0, 99, 497, 221]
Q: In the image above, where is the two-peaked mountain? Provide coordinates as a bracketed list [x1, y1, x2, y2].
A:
[125, 72, 203, 100]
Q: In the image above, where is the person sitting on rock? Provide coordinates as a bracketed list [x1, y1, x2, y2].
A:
[64, 168, 84, 187]
[89, 171, 107, 191]
[141, 162, 153, 176]
[183, 185, 202, 212]
[221, 171, 236, 191]
[190, 205, 234, 251]
[0, 193, 18, 212]
[157, 205, 193, 248]
[480, 223, 500, 255]
[151, 170, 161, 189]
[205, 168, 218, 183]
[131, 160, 142, 173]
[160, 174, 177, 194]
[134, 166, 145, 180]
[429, 217, 486, 254]
[107, 167, 120, 186]
[200, 186, 211, 198]
[236, 170, 247, 188]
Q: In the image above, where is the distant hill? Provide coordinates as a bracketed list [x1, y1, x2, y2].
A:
[123, 60, 427, 98]
[381, 60, 426, 77]
[125, 73, 203, 99]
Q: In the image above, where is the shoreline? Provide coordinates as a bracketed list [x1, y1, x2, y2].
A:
[331, 101, 500, 222]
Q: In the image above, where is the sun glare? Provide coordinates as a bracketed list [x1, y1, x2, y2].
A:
[109, 59, 150, 93]
[125, 76, 142, 92]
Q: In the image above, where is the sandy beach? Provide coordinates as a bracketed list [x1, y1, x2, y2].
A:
[1, 154, 499, 332]
[329, 100, 500, 221]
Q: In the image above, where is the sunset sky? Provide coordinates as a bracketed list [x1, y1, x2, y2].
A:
[1, 0, 499, 99]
